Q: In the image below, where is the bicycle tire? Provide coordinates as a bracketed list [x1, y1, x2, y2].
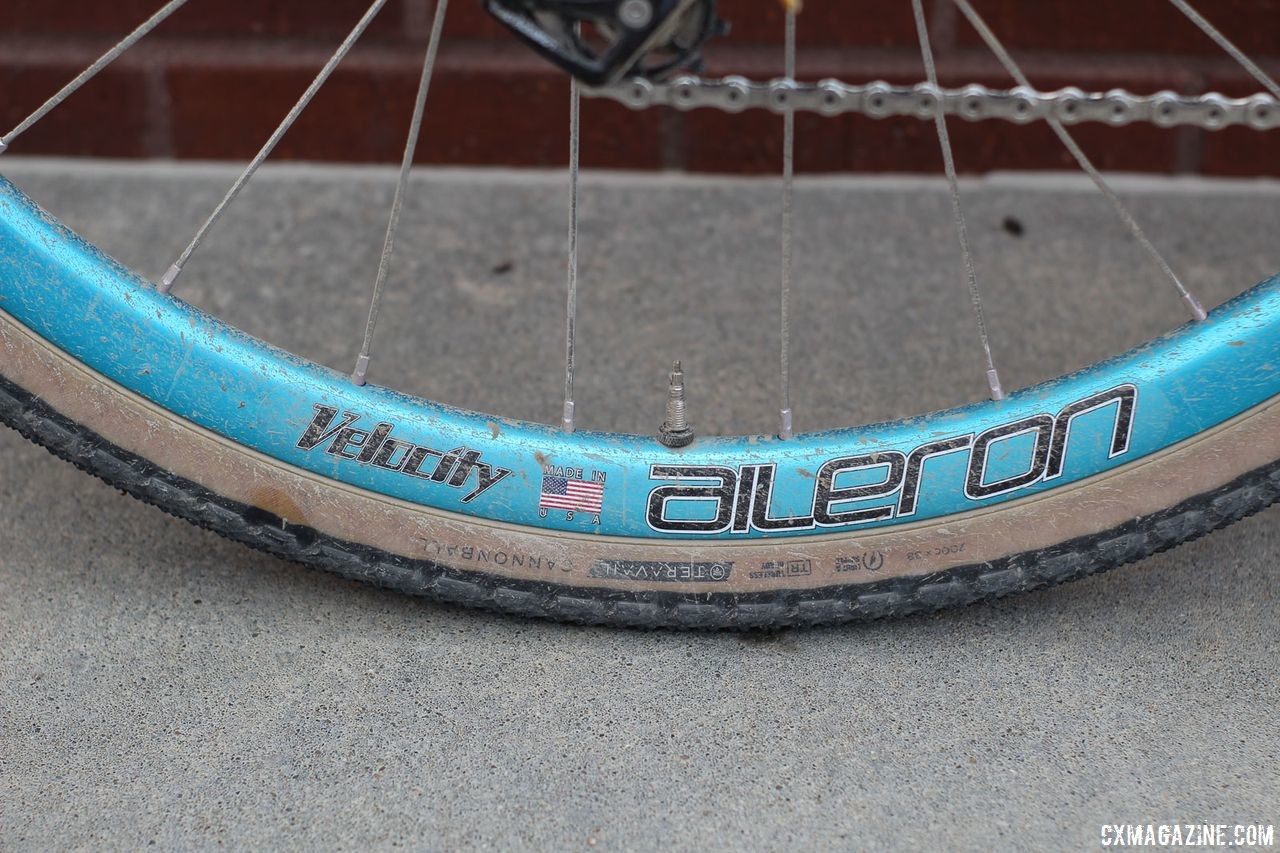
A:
[1, 176, 1278, 628]
[2, 372, 1278, 628]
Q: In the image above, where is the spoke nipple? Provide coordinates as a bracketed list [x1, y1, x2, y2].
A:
[158, 262, 183, 294]
[0, 138, 8, 155]
[659, 361, 694, 448]
[562, 400, 576, 434]
[778, 407, 794, 440]
[351, 354, 370, 387]
[986, 368, 1006, 402]
[1184, 292, 1209, 322]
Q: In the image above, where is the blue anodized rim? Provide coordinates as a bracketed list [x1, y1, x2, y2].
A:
[2, 175, 1278, 540]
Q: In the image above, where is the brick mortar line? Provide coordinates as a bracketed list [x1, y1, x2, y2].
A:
[402, 0, 436, 41]
[929, 0, 959, 55]
[2, 33, 1279, 81]
[141, 65, 174, 160]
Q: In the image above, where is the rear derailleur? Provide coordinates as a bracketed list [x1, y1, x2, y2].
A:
[484, 0, 726, 86]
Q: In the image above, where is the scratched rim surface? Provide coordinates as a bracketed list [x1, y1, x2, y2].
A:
[2, 174, 1280, 619]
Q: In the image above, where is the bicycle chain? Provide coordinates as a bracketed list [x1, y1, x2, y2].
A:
[586, 76, 1280, 130]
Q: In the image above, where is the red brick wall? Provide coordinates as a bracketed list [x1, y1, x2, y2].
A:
[3, 0, 1279, 174]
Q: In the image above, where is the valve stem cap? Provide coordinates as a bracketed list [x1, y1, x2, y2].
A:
[659, 360, 695, 448]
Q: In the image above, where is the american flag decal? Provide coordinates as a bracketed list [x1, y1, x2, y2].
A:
[539, 475, 605, 512]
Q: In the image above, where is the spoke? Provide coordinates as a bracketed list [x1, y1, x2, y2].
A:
[778, 5, 797, 439]
[911, 0, 1005, 401]
[158, 0, 390, 293]
[0, 0, 191, 154]
[352, 0, 450, 387]
[951, 0, 1207, 323]
[562, 76, 581, 433]
[1168, 0, 1280, 102]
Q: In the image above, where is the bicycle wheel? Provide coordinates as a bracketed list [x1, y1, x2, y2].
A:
[2, 0, 1279, 629]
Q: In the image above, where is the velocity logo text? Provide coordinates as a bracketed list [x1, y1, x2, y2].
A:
[296, 405, 511, 503]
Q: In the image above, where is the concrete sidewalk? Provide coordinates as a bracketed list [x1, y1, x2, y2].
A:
[1, 160, 1277, 850]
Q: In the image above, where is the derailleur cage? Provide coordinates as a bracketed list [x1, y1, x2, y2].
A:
[484, 0, 725, 87]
